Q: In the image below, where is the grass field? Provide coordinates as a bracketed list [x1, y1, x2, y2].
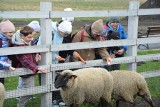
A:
[0, 0, 134, 11]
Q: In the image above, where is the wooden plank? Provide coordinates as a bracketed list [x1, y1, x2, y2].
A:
[5, 85, 50, 99]
[40, 2, 52, 107]
[51, 39, 136, 51]
[0, 9, 159, 19]
[0, 45, 49, 56]
[0, 11, 49, 18]
[136, 54, 160, 62]
[50, 10, 134, 18]
[137, 37, 160, 44]
[51, 56, 135, 71]
[127, 1, 139, 71]
[0, 65, 49, 78]
[141, 70, 160, 78]
[138, 9, 160, 16]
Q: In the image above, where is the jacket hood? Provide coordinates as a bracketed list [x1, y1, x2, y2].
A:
[12, 30, 30, 45]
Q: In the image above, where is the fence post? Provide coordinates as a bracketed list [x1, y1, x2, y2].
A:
[40, 2, 52, 107]
[127, 1, 139, 71]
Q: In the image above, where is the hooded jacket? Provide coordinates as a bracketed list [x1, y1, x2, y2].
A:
[0, 32, 11, 70]
[72, 26, 110, 61]
[11, 30, 38, 77]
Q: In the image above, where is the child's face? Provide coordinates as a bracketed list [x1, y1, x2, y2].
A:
[59, 31, 69, 37]
[4, 32, 14, 39]
[21, 32, 34, 43]
[110, 22, 118, 29]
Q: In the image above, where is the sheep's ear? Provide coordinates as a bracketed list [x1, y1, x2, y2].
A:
[69, 75, 77, 80]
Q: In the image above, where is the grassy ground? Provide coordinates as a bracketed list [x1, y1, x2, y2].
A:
[0, 0, 133, 11]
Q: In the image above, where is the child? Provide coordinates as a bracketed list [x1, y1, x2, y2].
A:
[11, 25, 47, 107]
[105, 31, 124, 71]
[16, 21, 41, 89]
[0, 19, 16, 84]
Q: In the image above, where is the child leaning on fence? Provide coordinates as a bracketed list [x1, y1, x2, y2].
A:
[71, 19, 112, 65]
[102, 17, 128, 71]
[11, 25, 47, 107]
[0, 19, 16, 84]
[15, 21, 41, 89]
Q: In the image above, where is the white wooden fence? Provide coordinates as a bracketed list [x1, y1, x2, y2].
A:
[0, 1, 160, 107]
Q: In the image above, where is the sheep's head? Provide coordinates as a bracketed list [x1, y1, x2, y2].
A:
[54, 70, 77, 89]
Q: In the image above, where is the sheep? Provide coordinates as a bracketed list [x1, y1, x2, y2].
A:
[54, 67, 113, 107]
[0, 82, 5, 107]
[110, 70, 155, 107]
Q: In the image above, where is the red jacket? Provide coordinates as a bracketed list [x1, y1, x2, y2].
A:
[13, 44, 38, 78]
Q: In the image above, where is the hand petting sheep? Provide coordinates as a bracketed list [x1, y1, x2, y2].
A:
[54, 67, 113, 107]
[110, 70, 155, 107]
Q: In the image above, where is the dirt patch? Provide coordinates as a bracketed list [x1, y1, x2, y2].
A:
[111, 99, 160, 107]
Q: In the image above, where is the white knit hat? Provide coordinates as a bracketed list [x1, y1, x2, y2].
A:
[58, 21, 72, 34]
[62, 8, 74, 22]
[28, 21, 41, 32]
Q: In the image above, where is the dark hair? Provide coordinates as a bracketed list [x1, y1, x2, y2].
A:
[20, 26, 34, 37]
[107, 31, 120, 40]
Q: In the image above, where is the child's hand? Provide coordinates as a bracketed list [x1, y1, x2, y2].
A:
[115, 49, 124, 55]
[56, 56, 65, 61]
[110, 54, 115, 58]
[73, 51, 86, 64]
[105, 57, 112, 65]
[38, 66, 47, 74]
[35, 54, 41, 62]
[9, 66, 16, 71]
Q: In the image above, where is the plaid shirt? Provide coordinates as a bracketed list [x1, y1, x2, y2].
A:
[13, 44, 38, 77]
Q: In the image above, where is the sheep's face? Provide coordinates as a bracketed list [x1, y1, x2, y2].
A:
[54, 72, 77, 89]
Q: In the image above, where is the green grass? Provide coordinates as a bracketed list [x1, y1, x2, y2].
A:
[0, 0, 131, 11]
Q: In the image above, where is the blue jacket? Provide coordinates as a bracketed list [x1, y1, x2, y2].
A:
[0, 32, 11, 70]
[51, 21, 64, 64]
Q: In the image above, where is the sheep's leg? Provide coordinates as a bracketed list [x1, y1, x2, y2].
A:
[141, 95, 155, 107]
[99, 98, 109, 107]
[130, 102, 136, 107]
[115, 100, 120, 107]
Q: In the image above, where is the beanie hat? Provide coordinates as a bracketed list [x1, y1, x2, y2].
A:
[91, 19, 103, 34]
[62, 8, 74, 22]
[109, 17, 119, 23]
[0, 19, 15, 33]
[58, 21, 72, 34]
[28, 21, 41, 32]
